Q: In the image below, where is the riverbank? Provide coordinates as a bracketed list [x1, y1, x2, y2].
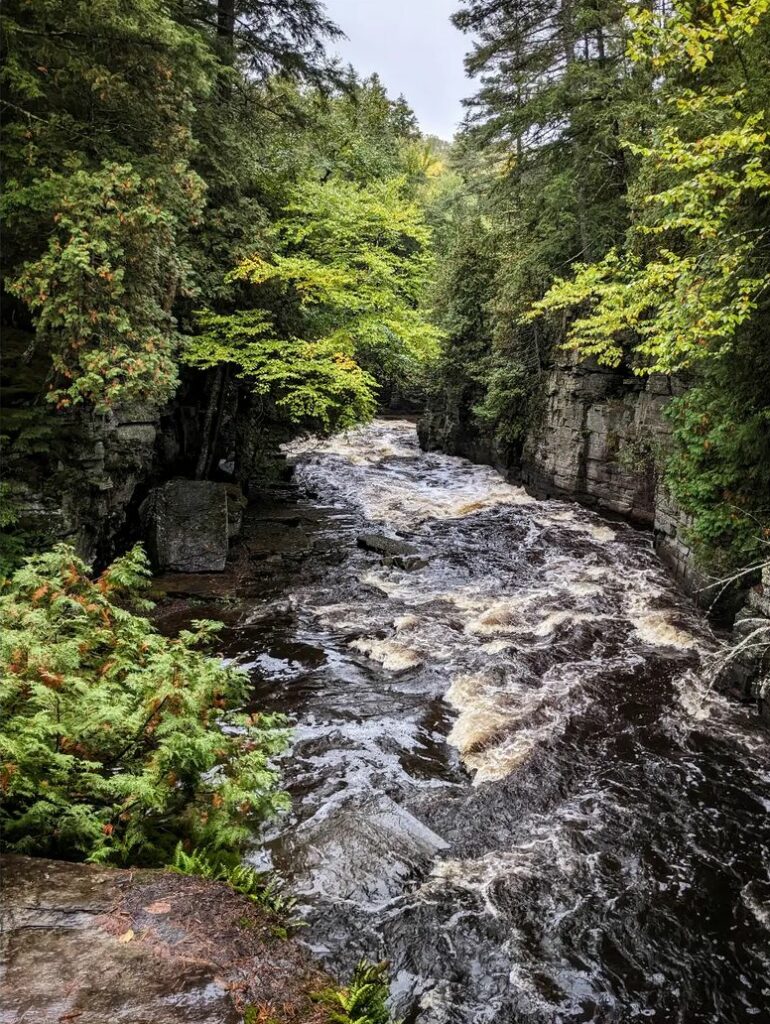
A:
[0, 855, 332, 1024]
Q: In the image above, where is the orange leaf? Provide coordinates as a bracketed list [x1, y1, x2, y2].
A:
[38, 669, 64, 689]
[1, 764, 18, 793]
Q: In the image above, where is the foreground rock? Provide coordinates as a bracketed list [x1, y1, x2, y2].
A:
[140, 480, 245, 572]
[0, 856, 331, 1024]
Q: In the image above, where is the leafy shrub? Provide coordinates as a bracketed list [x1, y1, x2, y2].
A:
[170, 843, 298, 921]
[666, 385, 770, 568]
[317, 961, 399, 1024]
[0, 544, 289, 865]
[471, 363, 538, 447]
[184, 309, 378, 434]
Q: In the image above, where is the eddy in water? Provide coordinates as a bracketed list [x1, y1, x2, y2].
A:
[230, 420, 770, 1023]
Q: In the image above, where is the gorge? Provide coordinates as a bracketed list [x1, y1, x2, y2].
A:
[2, 3, 770, 1023]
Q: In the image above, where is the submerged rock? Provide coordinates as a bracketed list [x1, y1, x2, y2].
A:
[281, 795, 449, 907]
[392, 553, 429, 571]
[140, 480, 242, 572]
[357, 532, 419, 558]
[357, 532, 428, 570]
[0, 855, 331, 1024]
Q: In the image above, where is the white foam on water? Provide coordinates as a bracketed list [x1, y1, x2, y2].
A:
[741, 883, 770, 929]
[445, 666, 590, 784]
[290, 420, 720, 784]
[394, 613, 422, 631]
[538, 508, 616, 543]
[634, 613, 699, 650]
[289, 420, 535, 527]
[349, 636, 424, 673]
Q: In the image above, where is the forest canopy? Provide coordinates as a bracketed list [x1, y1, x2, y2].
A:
[1, 0, 440, 423]
[2, 0, 769, 572]
[429, 0, 770, 567]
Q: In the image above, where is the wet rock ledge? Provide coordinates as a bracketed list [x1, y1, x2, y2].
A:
[0, 856, 331, 1024]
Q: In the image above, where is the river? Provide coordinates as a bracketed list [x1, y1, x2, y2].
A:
[179, 418, 770, 1023]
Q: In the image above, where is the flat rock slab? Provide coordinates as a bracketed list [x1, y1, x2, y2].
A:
[0, 856, 331, 1024]
[356, 533, 419, 558]
[282, 795, 449, 907]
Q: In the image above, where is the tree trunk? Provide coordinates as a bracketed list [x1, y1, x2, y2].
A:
[195, 365, 225, 480]
[216, 0, 236, 98]
[217, 0, 235, 44]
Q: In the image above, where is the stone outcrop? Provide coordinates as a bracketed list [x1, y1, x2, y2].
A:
[519, 354, 708, 595]
[357, 532, 429, 571]
[728, 565, 770, 721]
[140, 480, 245, 573]
[4, 355, 283, 569]
[0, 855, 331, 1024]
[8, 403, 161, 564]
[420, 352, 707, 597]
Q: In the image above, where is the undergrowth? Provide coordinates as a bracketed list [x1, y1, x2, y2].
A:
[0, 544, 290, 865]
[317, 960, 400, 1024]
[170, 843, 299, 926]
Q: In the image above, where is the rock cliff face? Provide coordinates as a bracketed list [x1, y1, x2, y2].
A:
[10, 404, 162, 564]
[6, 363, 289, 569]
[520, 354, 708, 595]
[420, 352, 707, 597]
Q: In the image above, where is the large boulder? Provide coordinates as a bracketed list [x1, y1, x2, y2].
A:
[140, 480, 237, 573]
[280, 795, 449, 906]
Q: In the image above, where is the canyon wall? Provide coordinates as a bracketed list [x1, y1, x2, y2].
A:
[420, 353, 707, 597]
[520, 354, 707, 595]
[10, 404, 161, 565]
[6, 369, 288, 568]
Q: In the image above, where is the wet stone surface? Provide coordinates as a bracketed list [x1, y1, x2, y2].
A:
[0, 856, 331, 1024]
[159, 420, 770, 1024]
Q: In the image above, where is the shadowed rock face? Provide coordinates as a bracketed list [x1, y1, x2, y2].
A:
[140, 480, 232, 572]
[0, 856, 330, 1024]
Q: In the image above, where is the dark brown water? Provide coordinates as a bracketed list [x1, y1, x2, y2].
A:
[171, 420, 770, 1023]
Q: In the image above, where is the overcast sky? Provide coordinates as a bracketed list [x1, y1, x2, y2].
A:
[321, 0, 470, 141]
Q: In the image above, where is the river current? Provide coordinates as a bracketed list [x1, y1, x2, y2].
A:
[206, 419, 770, 1022]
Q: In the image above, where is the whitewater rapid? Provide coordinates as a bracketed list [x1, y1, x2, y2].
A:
[230, 419, 770, 1023]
